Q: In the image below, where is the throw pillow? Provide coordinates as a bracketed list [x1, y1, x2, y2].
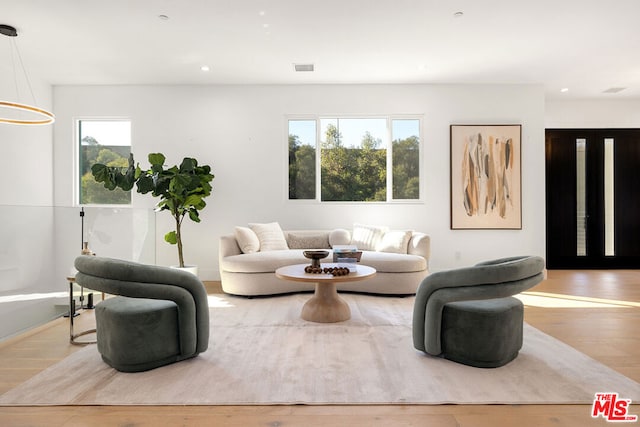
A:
[376, 230, 413, 254]
[287, 233, 331, 249]
[350, 223, 388, 251]
[329, 228, 351, 247]
[248, 222, 289, 251]
[234, 226, 260, 254]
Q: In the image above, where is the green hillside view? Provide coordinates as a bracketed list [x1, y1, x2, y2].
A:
[289, 123, 419, 201]
[80, 138, 131, 204]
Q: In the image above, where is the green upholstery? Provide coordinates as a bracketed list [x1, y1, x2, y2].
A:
[96, 297, 180, 372]
[74, 256, 209, 372]
[441, 297, 523, 367]
[412, 256, 544, 367]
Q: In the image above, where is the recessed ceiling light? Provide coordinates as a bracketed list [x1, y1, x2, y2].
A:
[200, 65, 210, 72]
[560, 88, 569, 93]
[158, 14, 169, 21]
[259, 11, 266, 16]
[294, 63, 314, 72]
[453, 11, 464, 18]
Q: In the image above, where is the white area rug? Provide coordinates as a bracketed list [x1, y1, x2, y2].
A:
[1, 293, 638, 406]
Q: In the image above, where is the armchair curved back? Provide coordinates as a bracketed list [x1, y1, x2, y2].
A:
[74, 256, 209, 357]
[412, 256, 545, 355]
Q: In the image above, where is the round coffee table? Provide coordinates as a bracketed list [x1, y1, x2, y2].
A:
[275, 263, 376, 323]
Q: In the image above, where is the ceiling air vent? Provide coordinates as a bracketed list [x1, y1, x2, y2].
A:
[603, 87, 627, 94]
[294, 63, 314, 72]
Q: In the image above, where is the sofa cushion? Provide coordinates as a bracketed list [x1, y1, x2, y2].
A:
[287, 233, 331, 249]
[359, 251, 427, 273]
[234, 226, 260, 254]
[377, 230, 412, 254]
[351, 223, 388, 251]
[222, 250, 309, 273]
[248, 222, 289, 251]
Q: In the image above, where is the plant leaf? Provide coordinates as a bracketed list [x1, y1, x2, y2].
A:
[184, 194, 202, 207]
[136, 175, 155, 194]
[188, 209, 200, 223]
[164, 231, 178, 245]
[91, 163, 109, 182]
[180, 157, 197, 172]
[148, 153, 165, 167]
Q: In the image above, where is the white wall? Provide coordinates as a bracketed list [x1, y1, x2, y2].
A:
[546, 99, 640, 128]
[0, 76, 62, 340]
[53, 84, 546, 279]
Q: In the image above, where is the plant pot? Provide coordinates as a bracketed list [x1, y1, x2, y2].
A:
[171, 265, 198, 277]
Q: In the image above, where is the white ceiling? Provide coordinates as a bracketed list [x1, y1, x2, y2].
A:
[2, 0, 640, 100]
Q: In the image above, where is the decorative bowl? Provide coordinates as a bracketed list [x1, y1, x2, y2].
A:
[303, 250, 330, 268]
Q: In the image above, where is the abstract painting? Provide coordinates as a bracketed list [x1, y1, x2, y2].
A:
[450, 124, 522, 229]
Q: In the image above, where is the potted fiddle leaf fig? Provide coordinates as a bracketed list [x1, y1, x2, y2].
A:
[92, 152, 215, 271]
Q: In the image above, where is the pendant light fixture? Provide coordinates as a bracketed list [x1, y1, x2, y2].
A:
[0, 24, 55, 125]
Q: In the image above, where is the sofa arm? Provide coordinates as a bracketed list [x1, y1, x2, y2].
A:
[408, 232, 430, 263]
[219, 234, 242, 258]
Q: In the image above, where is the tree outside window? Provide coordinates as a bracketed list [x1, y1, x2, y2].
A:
[288, 117, 421, 202]
[78, 120, 132, 205]
[288, 120, 316, 200]
[392, 119, 420, 200]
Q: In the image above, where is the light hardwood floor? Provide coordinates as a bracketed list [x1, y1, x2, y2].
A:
[0, 270, 638, 426]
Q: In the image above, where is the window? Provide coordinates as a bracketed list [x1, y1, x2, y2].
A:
[78, 119, 132, 205]
[288, 120, 317, 199]
[288, 117, 421, 202]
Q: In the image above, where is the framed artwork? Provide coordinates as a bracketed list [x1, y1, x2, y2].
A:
[450, 124, 522, 229]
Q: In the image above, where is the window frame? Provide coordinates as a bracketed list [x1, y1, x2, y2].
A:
[285, 114, 424, 204]
[74, 117, 133, 207]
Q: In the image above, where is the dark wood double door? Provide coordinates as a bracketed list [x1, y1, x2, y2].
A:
[545, 129, 640, 269]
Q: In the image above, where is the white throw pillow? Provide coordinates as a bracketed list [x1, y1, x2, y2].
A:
[376, 230, 413, 254]
[350, 223, 388, 251]
[248, 222, 289, 251]
[329, 228, 351, 247]
[234, 226, 260, 254]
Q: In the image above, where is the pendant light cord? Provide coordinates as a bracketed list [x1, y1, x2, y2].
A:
[9, 37, 38, 108]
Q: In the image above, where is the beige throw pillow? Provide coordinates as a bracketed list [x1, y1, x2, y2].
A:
[234, 226, 260, 254]
[287, 233, 330, 249]
[350, 223, 389, 251]
[329, 228, 351, 247]
[376, 230, 413, 254]
[248, 222, 289, 251]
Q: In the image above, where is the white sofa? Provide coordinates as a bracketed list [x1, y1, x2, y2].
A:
[219, 224, 430, 296]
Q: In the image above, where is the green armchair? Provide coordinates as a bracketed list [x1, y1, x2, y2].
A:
[412, 256, 545, 367]
[74, 256, 209, 372]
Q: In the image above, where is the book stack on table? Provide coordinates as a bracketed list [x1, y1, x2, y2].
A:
[332, 245, 362, 271]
